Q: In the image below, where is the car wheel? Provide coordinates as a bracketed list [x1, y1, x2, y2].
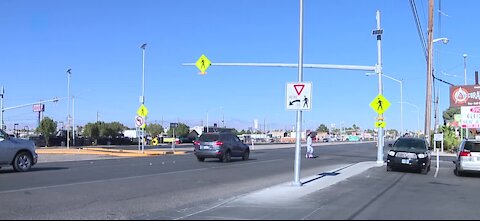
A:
[13, 152, 32, 172]
[454, 167, 463, 176]
[222, 150, 231, 163]
[420, 167, 428, 175]
[197, 157, 205, 162]
[386, 165, 393, 172]
[242, 149, 250, 161]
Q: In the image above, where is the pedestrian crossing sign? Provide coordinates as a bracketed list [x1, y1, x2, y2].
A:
[369, 94, 390, 115]
[195, 54, 211, 74]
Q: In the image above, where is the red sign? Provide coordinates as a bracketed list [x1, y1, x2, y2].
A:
[294, 84, 305, 96]
[450, 85, 480, 107]
[32, 104, 44, 112]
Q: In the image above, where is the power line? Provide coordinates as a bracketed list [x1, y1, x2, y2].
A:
[409, 0, 428, 62]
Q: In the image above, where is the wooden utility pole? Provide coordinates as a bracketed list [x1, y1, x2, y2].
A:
[425, 0, 434, 140]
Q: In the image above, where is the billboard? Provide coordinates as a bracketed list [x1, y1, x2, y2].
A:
[461, 106, 480, 128]
[32, 104, 45, 112]
[450, 85, 480, 107]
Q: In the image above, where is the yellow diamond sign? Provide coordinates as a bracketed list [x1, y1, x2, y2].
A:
[195, 54, 211, 74]
[137, 104, 149, 117]
[369, 94, 390, 115]
[375, 121, 386, 128]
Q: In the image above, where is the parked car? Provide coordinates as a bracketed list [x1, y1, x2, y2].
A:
[386, 137, 431, 174]
[453, 139, 480, 176]
[0, 129, 38, 172]
[194, 132, 250, 162]
[179, 136, 195, 144]
[323, 137, 333, 142]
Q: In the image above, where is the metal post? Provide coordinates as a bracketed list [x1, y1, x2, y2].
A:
[141, 43, 147, 104]
[400, 80, 403, 135]
[293, 0, 304, 186]
[376, 10, 384, 164]
[72, 96, 75, 147]
[0, 86, 4, 131]
[67, 69, 71, 149]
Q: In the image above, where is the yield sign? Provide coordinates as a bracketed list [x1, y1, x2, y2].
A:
[294, 84, 305, 96]
[286, 82, 312, 111]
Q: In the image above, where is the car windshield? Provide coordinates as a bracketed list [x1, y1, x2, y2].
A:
[199, 134, 220, 142]
[464, 141, 480, 152]
[393, 139, 426, 151]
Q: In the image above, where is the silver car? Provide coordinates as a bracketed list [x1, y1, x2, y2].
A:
[454, 139, 480, 176]
[0, 129, 38, 172]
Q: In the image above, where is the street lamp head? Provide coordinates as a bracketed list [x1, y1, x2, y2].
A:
[66, 69, 71, 74]
[463, 54, 468, 58]
[140, 43, 147, 49]
[432, 37, 449, 44]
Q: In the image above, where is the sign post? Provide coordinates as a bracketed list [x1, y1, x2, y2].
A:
[370, 94, 390, 163]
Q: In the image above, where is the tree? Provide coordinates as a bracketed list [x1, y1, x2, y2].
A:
[167, 123, 189, 137]
[146, 123, 164, 137]
[83, 122, 100, 145]
[104, 121, 127, 138]
[443, 106, 460, 124]
[316, 124, 329, 133]
[36, 117, 57, 147]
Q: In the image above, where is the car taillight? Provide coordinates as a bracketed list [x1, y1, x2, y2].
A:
[460, 151, 471, 157]
[194, 141, 200, 145]
[215, 141, 224, 146]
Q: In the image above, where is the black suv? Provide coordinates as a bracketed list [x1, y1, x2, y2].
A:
[194, 132, 250, 162]
[386, 137, 431, 174]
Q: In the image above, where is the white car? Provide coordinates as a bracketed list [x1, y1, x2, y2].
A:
[454, 139, 480, 176]
[0, 129, 38, 172]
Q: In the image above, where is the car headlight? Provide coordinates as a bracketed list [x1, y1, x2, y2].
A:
[388, 151, 396, 157]
[417, 153, 426, 159]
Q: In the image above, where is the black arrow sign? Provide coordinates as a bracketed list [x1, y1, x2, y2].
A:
[289, 100, 301, 105]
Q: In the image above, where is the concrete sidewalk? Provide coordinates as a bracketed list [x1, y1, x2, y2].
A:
[173, 161, 384, 220]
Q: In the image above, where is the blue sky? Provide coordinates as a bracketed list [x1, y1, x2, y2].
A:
[0, 0, 478, 133]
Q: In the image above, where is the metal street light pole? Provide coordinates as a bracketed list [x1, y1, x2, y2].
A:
[141, 43, 147, 104]
[0, 86, 4, 130]
[67, 69, 71, 149]
[374, 10, 384, 164]
[293, 0, 304, 186]
[140, 43, 147, 152]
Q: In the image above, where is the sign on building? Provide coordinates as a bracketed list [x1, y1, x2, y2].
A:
[461, 106, 480, 128]
[450, 85, 480, 107]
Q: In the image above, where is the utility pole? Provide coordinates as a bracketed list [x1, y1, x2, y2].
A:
[425, 0, 434, 141]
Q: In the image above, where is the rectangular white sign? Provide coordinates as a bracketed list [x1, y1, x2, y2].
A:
[461, 106, 480, 128]
[286, 82, 312, 111]
[433, 133, 443, 141]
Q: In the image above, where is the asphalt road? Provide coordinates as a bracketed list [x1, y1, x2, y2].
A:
[0, 142, 376, 220]
[1, 141, 473, 220]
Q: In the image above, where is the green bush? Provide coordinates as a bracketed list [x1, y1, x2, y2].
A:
[437, 125, 460, 152]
